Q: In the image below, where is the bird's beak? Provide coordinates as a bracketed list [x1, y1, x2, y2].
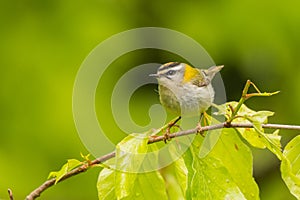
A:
[149, 73, 159, 78]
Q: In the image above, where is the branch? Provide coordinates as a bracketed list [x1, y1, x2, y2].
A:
[147, 123, 300, 143]
[25, 122, 300, 200]
[25, 152, 115, 200]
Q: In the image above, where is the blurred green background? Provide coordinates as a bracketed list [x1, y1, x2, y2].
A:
[1, 0, 300, 199]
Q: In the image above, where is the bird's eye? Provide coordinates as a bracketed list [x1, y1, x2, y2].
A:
[166, 70, 176, 76]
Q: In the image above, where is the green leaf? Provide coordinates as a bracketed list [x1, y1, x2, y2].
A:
[214, 102, 274, 149]
[97, 168, 116, 200]
[48, 159, 82, 184]
[97, 132, 168, 200]
[183, 147, 195, 200]
[115, 132, 149, 173]
[160, 144, 188, 199]
[97, 164, 168, 200]
[212, 103, 227, 118]
[252, 123, 282, 159]
[281, 135, 300, 199]
[115, 133, 149, 198]
[225, 102, 282, 159]
[209, 129, 259, 200]
[126, 171, 168, 200]
[186, 145, 246, 199]
[199, 116, 223, 158]
[185, 127, 259, 200]
[225, 101, 274, 123]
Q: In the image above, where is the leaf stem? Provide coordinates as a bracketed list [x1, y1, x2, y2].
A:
[228, 80, 251, 122]
[228, 80, 279, 123]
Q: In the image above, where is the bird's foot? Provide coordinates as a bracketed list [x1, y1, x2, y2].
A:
[196, 122, 205, 137]
[163, 116, 182, 143]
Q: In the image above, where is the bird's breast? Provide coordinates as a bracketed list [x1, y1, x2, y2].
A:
[158, 83, 215, 116]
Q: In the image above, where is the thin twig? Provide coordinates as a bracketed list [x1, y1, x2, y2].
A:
[25, 152, 115, 200]
[8, 189, 14, 200]
[25, 122, 300, 200]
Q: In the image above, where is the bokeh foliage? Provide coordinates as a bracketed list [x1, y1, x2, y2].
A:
[0, 0, 300, 199]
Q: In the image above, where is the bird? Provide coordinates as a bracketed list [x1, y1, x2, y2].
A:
[150, 62, 223, 140]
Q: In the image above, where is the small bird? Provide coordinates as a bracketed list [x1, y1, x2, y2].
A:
[150, 62, 223, 138]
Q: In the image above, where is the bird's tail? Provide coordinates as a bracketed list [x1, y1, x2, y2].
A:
[204, 65, 224, 81]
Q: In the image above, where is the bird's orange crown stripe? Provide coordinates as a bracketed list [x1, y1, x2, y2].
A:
[183, 64, 199, 83]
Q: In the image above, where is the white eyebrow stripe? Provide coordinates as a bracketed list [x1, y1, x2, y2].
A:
[159, 64, 183, 74]
[169, 64, 183, 71]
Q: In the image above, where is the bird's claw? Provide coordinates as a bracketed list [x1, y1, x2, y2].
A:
[163, 116, 182, 143]
[163, 133, 171, 143]
[196, 123, 205, 137]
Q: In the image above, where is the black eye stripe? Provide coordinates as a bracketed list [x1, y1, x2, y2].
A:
[158, 62, 180, 72]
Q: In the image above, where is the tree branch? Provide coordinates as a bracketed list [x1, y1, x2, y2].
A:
[25, 122, 300, 200]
